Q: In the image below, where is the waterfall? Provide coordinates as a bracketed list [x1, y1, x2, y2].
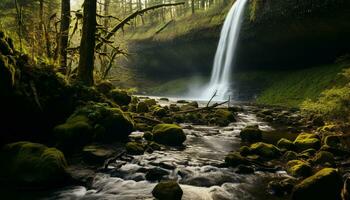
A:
[201, 0, 248, 100]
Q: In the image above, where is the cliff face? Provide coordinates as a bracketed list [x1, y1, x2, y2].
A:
[125, 0, 350, 81]
[236, 0, 350, 69]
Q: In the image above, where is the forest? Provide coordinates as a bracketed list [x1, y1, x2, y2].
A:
[0, 0, 350, 199]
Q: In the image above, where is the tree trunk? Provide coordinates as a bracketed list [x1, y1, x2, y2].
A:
[77, 0, 97, 86]
[191, 0, 195, 14]
[59, 0, 70, 71]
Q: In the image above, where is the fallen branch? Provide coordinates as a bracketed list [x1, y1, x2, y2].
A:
[174, 101, 229, 114]
[206, 90, 217, 107]
[96, 2, 185, 50]
[155, 20, 174, 34]
[103, 150, 126, 169]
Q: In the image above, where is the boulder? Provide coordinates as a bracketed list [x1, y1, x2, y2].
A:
[125, 142, 145, 155]
[287, 160, 312, 177]
[153, 107, 168, 117]
[146, 167, 169, 181]
[152, 181, 183, 200]
[298, 148, 317, 159]
[109, 89, 131, 106]
[144, 99, 157, 106]
[239, 146, 252, 156]
[82, 145, 115, 165]
[152, 124, 186, 146]
[282, 151, 298, 161]
[136, 101, 149, 113]
[277, 138, 294, 150]
[292, 168, 343, 200]
[249, 142, 281, 159]
[240, 125, 263, 143]
[143, 131, 153, 141]
[213, 109, 235, 126]
[225, 152, 248, 167]
[311, 151, 335, 166]
[268, 178, 296, 196]
[294, 133, 320, 152]
[0, 142, 69, 187]
[54, 103, 134, 151]
[95, 80, 114, 94]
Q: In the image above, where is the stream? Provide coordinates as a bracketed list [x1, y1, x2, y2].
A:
[44, 99, 289, 200]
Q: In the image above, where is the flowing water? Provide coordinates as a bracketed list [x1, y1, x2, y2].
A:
[200, 0, 248, 100]
[40, 103, 288, 200]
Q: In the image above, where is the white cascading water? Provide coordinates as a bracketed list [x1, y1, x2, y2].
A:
[201, 0, 249, 100]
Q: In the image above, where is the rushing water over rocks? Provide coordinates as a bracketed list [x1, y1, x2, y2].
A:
[200, 0, 249, 100]
[43, 106, 288, 200]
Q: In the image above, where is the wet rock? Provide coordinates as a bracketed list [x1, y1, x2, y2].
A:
[109, 89, 131, 106]
[249, 142, 281, 159]
[66, 166, 95, 187]
[213, 109, 235, 126]
[287, 160, 312, 177]
[225, 152, 249, 167]
[54, 103, 134, 151]
[298, 148, 316, 159]
[136, 101, 149, 113]
[126, 142, 145, 155]
[239, 146, 251, 156]
[0, 142, 69, 188]
[95, 80, 114, 94]
[268, 178, 296, 196]
[153, 107, 168, 117]
[240, 125, 262, 143]
[188, 101, 199, 108]
[147, 142, 162, 151]
[294, 133, 320, 152]
[152, 124, 186, 146]
[311, 151, 335, 166]
[143, 131, 153, 141]
[159, 97, 169, 101]
[292, 168, 343, 200]
[169, 104, 180, 112]
[144, 99, 157, 106]
[152, 181, 183, 200]
[236, 165, 255, 174]
[82, 145, 115, 165]
[176, 100, 189, 104]
[146, 167, 169, 181]
[135, 123, 152, 132]
[277, 138, 294, 151]
[282, 151, 298, 161]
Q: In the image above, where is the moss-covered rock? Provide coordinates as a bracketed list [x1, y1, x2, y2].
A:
[0, 142, 69, 188]
[53, 115, 94, 151]
[298, 148, 317, 159]
[311, 151, 335, 166]
[225, 152, 248, 167]
[136, 101, 149, 113]
[153, 107, 168, 117]
[282, 151, 298, 161]
[292, 168, 343, 200]
[213, 109, 235, 126]
[54, 103, 134, 150]
[240, 145, 252, 156]
[152, 181, 183, 200]
[277, 138, 294, 150]
[169, 104, 180, 112]
[152, 124, 186, 146]
[240, 125, 262, 142]
[144, 99, 157, 106]
[294, 133, 320, 152]
[95, 80, 114, 94]
[250, 142, 281, 159]
[143, 131, 153, 141]
[82, 145, 115, 165]
[109, 89, 131, 106]
[287, 160, 312, 177]
[126, 142, 145, 155]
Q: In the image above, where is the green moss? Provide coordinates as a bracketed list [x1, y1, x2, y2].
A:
[277, 138, 294, 150]
[109, 89, 131, 106]
[240, 126, 262, 143]
[312, 151, 335, 166]
[250, 142, 281, 159]
[0, 142, 69, 187]
[152, 181, 183, 200]
[287, 160, 312, 177]
[144, 99, 157, 107]
[255, 64, 346, 107]
[292, 168, 343, 200]
[213, 109, 235, 126]
[294, 133, 321, 152]
[282, 151, 298, 161]
[225, 152, 248, 167]
[136, 101, 149, 113]
[126, 142, 145, 155]
[153, 107, 167, 117]
[152, 124, 186, 146]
